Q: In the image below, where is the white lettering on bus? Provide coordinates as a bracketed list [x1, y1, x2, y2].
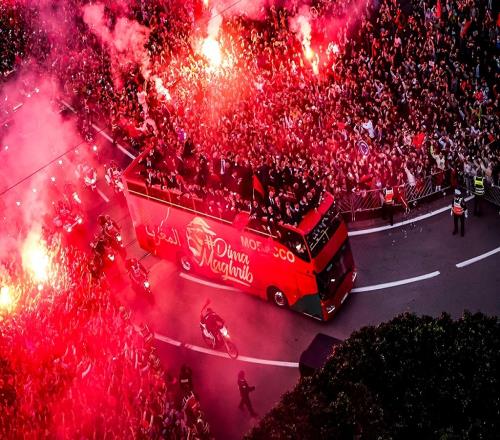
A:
[241, 236, 295, 263]
[200, 237, 253, 286]
[186, 218, 254, 286]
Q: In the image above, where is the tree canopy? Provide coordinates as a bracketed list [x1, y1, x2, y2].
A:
[247, 312, 500, 440]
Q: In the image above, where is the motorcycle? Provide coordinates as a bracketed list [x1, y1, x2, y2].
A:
[126, 262, 153, 299]
[76, 163, 97, 191]
[90, 234, 116, 266]
[63, 183, 82, 206]
[104, 163, 124, 193]
[102, 222, 126, 256]
[200, 320, 238, 359]
[53, 203, 83, 233]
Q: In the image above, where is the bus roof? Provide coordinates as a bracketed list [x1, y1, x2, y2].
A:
[123, 146, 337, 238]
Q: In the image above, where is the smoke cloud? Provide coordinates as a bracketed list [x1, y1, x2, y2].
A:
[82, 2, 151, 83]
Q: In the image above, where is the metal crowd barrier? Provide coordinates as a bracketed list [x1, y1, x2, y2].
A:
[463, 175, 500, 208]
[338, 172, 451, 222]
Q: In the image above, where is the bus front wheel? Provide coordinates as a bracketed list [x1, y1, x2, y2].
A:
[268, 287, 289, 308]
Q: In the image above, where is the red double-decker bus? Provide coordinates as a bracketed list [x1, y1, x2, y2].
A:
[123, 151, 356, 321]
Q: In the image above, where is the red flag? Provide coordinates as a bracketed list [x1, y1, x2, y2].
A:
[460, 20, 471, 38]
[435, 0, 442, 19]
[252, 174, 265, 198]
[412, 132, 425, 149]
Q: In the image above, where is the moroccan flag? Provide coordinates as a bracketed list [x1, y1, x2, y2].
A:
[252, 174, 266, 198]
[435, 0, 442, 19]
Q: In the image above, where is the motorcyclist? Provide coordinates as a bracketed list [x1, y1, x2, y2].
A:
[77, 163, 97, 189]
[88, 254, 104, 279]
[125, 258, 148, 283]
[63, 183, 81, 206]
[98, 214, 119, 235]
[106, 161, 121, 178]
[90, 233, 108, 256]
[56, 200, 72, 222]
[105, 161, 123, 189]
[200, 306, 225, 345]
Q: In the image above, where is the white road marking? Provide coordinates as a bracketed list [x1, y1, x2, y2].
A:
[154, 332, 299, 368]
[349, 196, 474, 236]
[96, 188, 110, 203]
[179, 272, 240, 292]
[154, 333, 182, 347]
[91, 123, 137, 159]
[455, 246, 500, 268]
[60, 100, 76, 113]
[60, 99, 137, 159]
[351, 271, 441, 293]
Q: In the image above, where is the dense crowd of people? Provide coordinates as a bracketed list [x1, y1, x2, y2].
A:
[0, 238, 210, 439]
[0, 0, 499, 437]
[0, 0, 500, 438]
[1, 0, 499, 225]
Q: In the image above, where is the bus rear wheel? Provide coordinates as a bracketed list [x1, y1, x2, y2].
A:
[268, 287, 289, 308]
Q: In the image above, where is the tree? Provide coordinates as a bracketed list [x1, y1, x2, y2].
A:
[247, 312, 500, 440]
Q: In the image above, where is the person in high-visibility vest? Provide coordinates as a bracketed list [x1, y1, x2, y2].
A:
[381, 186, 395, 226]
[473, 175, 485, 216]
[451, 189, 468, 237]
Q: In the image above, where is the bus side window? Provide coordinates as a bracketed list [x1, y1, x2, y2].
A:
[280, 229, 310, 262]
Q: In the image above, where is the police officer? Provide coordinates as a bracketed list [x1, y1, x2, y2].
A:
[237, 371, 257, 417]
[451, 189, 467, 237]
[381, 186, 395, 226]
[473, 174, 485, 216]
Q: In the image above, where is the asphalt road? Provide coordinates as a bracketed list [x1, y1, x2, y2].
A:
[3, 90, 500, 439]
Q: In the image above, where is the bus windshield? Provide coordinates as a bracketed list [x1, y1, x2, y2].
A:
[305, 203, 341, 258]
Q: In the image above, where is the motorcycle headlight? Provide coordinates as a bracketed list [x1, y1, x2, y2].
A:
[220, 327, 228, 337]
[144, 281, 150, 288]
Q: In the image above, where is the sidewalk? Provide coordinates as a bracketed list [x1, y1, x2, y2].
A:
[347, 192, 456, 232]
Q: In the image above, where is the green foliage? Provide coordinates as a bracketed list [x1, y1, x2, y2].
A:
[247, 312, 500, 440]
